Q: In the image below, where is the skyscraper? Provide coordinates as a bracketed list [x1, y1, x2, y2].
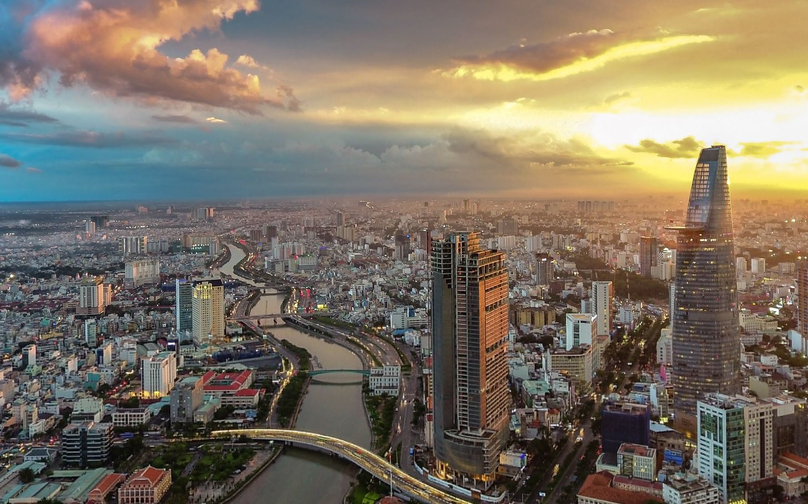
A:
[798, 261, 808, 335]
[192, 279, 225, 344]
[175, 279, 193, 337]
[591, 281, 614, 336]
[669, 145, 740, 415]
[431, 232, 510, 486]
[639, 236, 658, 277]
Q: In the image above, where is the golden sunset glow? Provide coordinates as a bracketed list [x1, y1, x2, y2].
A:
[0, 0, 807, 200]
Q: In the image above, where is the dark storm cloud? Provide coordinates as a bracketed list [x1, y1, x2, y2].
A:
[625, 136, 702, 158]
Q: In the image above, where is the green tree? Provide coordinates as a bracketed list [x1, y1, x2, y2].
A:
[19, 467, 35, 483]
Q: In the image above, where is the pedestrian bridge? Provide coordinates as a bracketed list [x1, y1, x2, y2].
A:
[210, 429, 471, 504]
[308, 369, 370, 376]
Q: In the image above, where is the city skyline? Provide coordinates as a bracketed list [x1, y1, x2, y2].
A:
[1, 1, 808, 201]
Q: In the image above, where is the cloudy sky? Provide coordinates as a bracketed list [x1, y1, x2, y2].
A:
[1, 0, 806, 202]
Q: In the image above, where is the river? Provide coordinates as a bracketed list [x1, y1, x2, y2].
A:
[221, 246, 373, 503]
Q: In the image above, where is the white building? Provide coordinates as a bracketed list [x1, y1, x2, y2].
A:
[192, 279, 225, 344]
[389, 306, 428, 330]
[369, 365, 400, 396]
[112, 408, 151, 428]
[751, 258, 766, 274]
[142, 351, 177, 398]
[124, 258, 160, 288]
[663, 476, 720, 504]
[591, 281, 613, 336]
[656, 328, 673, 366]
[736, 257, 748, 274]
[565, 313, 597, 351]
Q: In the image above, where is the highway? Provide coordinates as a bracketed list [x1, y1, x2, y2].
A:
[211, 428, 471, 504]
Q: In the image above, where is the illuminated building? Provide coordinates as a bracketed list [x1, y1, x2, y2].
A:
[141, 351, 177, 398]
[431, 232, 510, 487]
[192, 278, 225, 344]
[669, 145, 740, 415]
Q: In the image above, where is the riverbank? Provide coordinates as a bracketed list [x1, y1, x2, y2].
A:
[220, 247, 372, 502]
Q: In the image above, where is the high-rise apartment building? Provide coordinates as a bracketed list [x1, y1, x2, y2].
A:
[142, 351, 177, 398]
[697, 394, 773, 504]
[175, 279, 193, 337]
[431, 232, 510, 486]
[798, 262, 808, 335]
[119, 236, 148, 257]
[639, 236, 658, 277]
[192, 279, 225, 344]
[535, 253, 554, 286]
[78, 276, 107, 315]
[736, 257, 748, 274]
[669, 146, 740, 415]
[591, 281, 613, 336]
[124, 257, 160, 288]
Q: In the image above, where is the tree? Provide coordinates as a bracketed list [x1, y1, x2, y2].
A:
[19, 467, 35, 483]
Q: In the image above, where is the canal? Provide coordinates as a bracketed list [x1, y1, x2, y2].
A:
[221, 246, 373, 503]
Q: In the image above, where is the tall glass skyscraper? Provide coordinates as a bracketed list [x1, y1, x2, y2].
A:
[431, 232, 510, 486]
[670, 145, 740, 415]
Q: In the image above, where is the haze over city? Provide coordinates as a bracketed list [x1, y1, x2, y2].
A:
[1, 0, 807, 201]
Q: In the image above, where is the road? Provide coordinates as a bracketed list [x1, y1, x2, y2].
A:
[212, 428, 472, 504]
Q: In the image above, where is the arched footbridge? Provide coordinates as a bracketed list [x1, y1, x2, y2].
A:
[211, 429, 471, 504]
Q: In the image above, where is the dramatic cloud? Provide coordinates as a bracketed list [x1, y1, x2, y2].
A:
[625, 136, 702, 158]
[446, 30, 713, 82]
[0, 0, 300, 113]
[1, 130, 177, 148]
[739, 141, 795, 158]
[206, 117, 227, 124]
[0, 154, 21, 168]
[152, 115, 198, 124]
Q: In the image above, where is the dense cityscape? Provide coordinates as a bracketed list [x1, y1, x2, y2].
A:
[0, 143, 805, 503]
[2, 1, 807, 503]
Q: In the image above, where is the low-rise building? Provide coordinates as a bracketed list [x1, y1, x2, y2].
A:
[112, 408, 151, 428]
[118, 466, 171, 504]
[369, 365, 400, 396]
[616, 443, 657, 481]
[662, 476, 720, 504]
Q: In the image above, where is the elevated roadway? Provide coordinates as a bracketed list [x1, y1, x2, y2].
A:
[211, 429, 471, 504]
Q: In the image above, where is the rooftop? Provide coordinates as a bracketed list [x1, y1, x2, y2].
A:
[578, 472, 663, 504]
